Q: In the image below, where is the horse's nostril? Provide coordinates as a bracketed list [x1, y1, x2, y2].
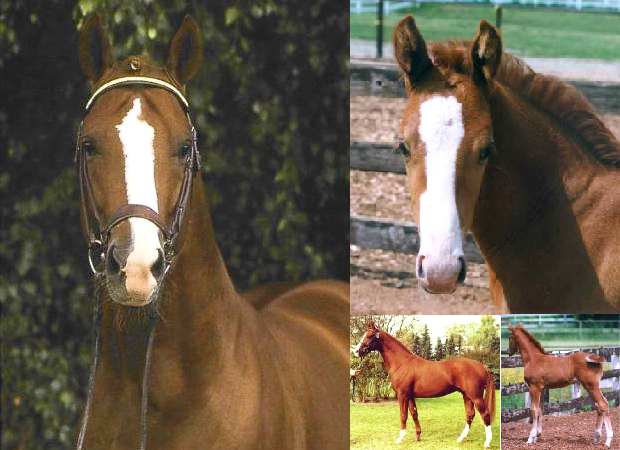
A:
[417, 255, 426, 279]
[457, 257, 467, 283]
[106, 244, 122, 276]
[151, 248, 165, 279]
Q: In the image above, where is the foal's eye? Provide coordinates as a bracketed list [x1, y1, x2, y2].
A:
[395, 142, 410, 157]
[479, 143, 494, 164]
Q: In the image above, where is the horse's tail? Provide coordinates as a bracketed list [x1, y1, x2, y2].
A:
[484, 370, 496, 424]
[585, 353, 606, 364]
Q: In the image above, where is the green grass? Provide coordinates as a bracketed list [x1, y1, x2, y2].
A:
[350, 392, 501, 449]
[350, 5, 620, 59]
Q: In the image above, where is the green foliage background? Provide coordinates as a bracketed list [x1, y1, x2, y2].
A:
[0, 1, 348, 447]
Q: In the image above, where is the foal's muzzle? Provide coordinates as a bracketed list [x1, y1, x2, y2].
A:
[416, 254, 466, 294]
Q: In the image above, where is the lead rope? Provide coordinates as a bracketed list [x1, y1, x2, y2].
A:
[76, 285, 103, 450]
[139, 318, 157, 450]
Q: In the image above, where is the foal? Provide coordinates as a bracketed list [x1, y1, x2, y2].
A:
[393, 16, 620, 312]
[507, 324, 614, 447]
[355, 322, 496, 447]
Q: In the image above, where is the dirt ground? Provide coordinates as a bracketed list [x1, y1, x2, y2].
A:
[350, 88, 620, 315]
[501, 409, 620, 450]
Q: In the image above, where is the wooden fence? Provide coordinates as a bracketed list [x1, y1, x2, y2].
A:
[501, 349, 620, 422]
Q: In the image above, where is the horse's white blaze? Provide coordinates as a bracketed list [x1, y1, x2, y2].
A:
[456, 423, 470, 442]
[395, 429, 406, 444]
[353, 333, 366, 356]
[116, 98, 160, 295]
[417, 96, 465, 267]
[484, 425, 492, 448]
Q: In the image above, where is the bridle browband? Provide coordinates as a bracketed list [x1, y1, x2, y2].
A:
[75, 76, 200, 276]
[75, 75, 201, 450]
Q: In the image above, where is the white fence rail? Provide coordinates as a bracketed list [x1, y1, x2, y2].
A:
[350, 0, 620, 13]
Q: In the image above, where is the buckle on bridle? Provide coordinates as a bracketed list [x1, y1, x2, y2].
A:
[87, 240, 106, 275]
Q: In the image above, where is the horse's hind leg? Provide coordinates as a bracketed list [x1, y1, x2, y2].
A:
[456, 394, 475, 443]
[584, 383, 613, 447]
[527, 387, 542, 444]
[472, 396, 492, 448]
[408, 397, 422, 441]
[395, 392, 408, 444]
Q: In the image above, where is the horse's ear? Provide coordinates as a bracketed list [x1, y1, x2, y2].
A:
[79, 14, 113, 83]
[166, 15, 203, 85]
[367, 321, 377, 330]
[471, 20, 502, 84]
[393, 16, 433, 89]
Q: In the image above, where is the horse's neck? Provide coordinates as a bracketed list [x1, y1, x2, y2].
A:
[514, 331, 543, 365]
[380, 334, 415, 375]
[474, 82, 614, 309]
[94, 180, 260, 423]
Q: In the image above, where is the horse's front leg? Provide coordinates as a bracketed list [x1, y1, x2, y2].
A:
[527, 386, 542, 444]
[457, 394, 475, 443]
[395, 391, 408, 444]
[409, 397, 421, 441]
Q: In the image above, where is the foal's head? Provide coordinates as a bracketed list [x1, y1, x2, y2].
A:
[393, 17, 502, 294]
[354, 322, 383, 357]
[77, 15, 203, 306]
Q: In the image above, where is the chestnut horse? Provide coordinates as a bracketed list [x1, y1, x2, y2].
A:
[74, 15, 349, 450]
[507, 324, 614, 447]
[354, 322, 496, 447]
[392, 16, 620, 312]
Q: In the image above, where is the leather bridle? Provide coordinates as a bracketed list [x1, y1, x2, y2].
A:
[75, 76, 201, 277]
[75, 75, 201, 450]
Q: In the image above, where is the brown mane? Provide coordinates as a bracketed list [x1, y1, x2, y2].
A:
[427, 41, 620, 167]
[513, 325, 547, 354]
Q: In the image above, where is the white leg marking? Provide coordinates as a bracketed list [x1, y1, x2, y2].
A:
[116, 98, 160, 294]
[527, 419, 538, 444]
[456, 423, 470, 443]
[417, 96, 465, 267]
[395, 429, 406, 444]
[604, 415, 613, 447]
[484, 424, 492, 448]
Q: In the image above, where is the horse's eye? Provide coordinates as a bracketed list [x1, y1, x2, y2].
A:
[179, 142, 192, 158]
[395, 142, 410, 157]
[479, 143, 494, 164]
[82, 140, 96, 156]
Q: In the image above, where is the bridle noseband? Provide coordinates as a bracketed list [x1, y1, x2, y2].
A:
[75, 75, 201, 450]
[75, 76, 201, 277]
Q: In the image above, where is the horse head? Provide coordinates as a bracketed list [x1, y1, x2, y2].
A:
[393, 16, 502, 294]
[354, 321, 383, 357]
[77, 15, 203, 307]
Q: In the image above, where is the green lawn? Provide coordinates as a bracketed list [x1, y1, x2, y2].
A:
[350, 392, 501, 450]
[350, 5, 620, 59]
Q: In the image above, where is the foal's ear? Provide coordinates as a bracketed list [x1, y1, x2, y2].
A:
[393, 16, 433, 89]
[166, 15, 203, 85]
[471, 20, 502, 84]
[79, 14, 113, 83]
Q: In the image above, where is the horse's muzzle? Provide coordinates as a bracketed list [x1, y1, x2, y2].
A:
[417, 255, 466, 294]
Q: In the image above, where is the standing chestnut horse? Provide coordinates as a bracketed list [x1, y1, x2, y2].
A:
[354, 322, 496, 447]
[74, 15, 349, 450]
[507, 324, 614, 447]
[392, 16, 620, 312]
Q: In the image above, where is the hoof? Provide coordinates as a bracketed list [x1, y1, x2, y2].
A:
[593, 431, 601, 445]
[527, 437, 537, 444]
